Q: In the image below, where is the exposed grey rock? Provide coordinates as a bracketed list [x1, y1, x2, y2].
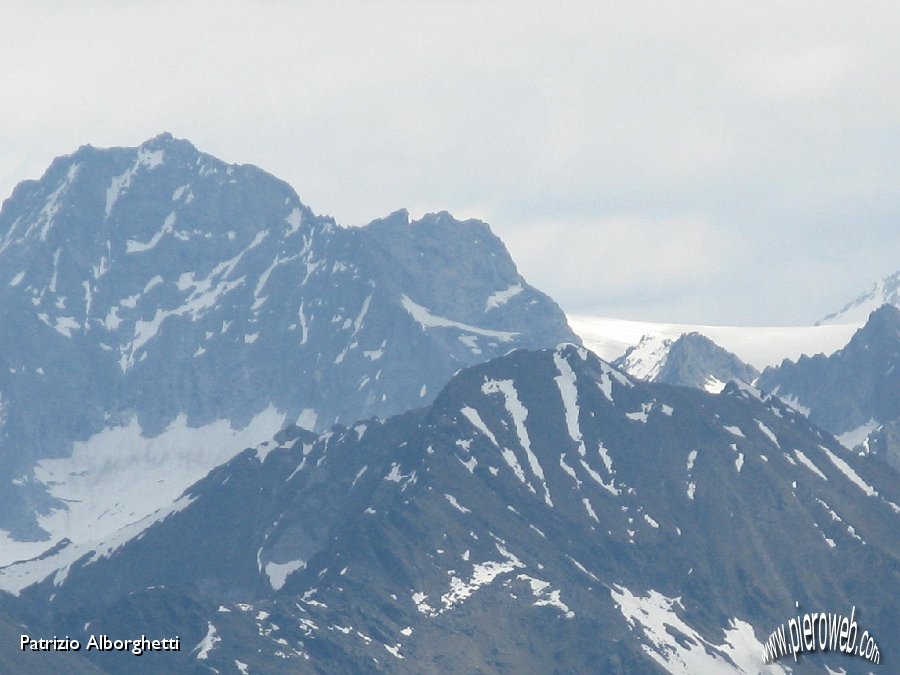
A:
[6, 345, 896, 674]
[614, 331, 758, 392]
[0, 134, 577, 539]
[757, 305, 900, 438]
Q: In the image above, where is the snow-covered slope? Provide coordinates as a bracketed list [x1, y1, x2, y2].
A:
[568, 314, 861, 369]
[0, 407, 286, 568]
[5, 345, 895, 674]
[610, 334, 672, 381]
[819, 270, 900, 325]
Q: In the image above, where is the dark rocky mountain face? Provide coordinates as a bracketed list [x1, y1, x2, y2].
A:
[866, 419, 900, 472]
[5, 346, 896, 674]
[0, 134, 577, 542]
[614, 331, 759, 393]
[757, 305, 900, 448]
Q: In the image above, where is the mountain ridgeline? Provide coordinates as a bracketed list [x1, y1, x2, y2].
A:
[0, 134, 576, 541]
[3, 345, 897, 673]
[758, 305, 900, 448]
[818, 270, 900, 325]
[613, 331, 759, 392]
[0, 135, 897, 675]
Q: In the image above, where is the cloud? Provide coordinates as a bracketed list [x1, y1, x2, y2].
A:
[732, 46, 858, 100]
[1, 1, 898, 324]
[500, 213, 745, 313]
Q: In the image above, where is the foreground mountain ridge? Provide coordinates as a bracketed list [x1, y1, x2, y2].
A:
[3, 344, 896, 674]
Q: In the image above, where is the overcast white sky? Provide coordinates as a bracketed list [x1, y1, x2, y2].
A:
[2, 1, 898, 325]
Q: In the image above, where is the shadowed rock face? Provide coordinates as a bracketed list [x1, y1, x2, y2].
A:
[757, 305, 900, 439]
[0, 134, 577, 538]
[6, 346, 897, 674]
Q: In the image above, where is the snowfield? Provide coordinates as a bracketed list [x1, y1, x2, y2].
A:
[567, 314, 862, 370]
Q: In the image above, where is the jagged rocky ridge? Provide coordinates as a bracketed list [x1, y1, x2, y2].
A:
[3, 345, 897, 674]
[0, 134, 577, 545]
[758, 305, 900, 450]
[613, 331, 759, 393]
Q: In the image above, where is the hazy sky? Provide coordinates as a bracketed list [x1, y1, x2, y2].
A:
[2, 1, 898, 325]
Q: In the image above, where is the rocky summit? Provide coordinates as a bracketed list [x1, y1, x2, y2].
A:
[614, 331, 759, 393]
[758, 305, 900, 447]
[0, 134, 575, 547]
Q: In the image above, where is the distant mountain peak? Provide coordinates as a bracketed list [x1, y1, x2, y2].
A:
[758, 303, 900, 439]
[0, 136, 579, 545]
[831, 304, 900, 356]
[144, 130, 177, 144]
[613, 331, 758, 392]
[819, 270, 900, 325]
[863, 301, 900, 329]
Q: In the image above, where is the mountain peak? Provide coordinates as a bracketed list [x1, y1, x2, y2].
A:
[10, 335, 895, 674]
[613, 330, 758, 392]
[819, 270, 900, 325]
[864, 301, 900, 327]
[138, 131, 198, 154]
[838, 302, 900, 354]
[758, 301, 900, 437]
[67, 132, 197, 163]
[144, 130, 175, 144]
[0, 136, 579, 543]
